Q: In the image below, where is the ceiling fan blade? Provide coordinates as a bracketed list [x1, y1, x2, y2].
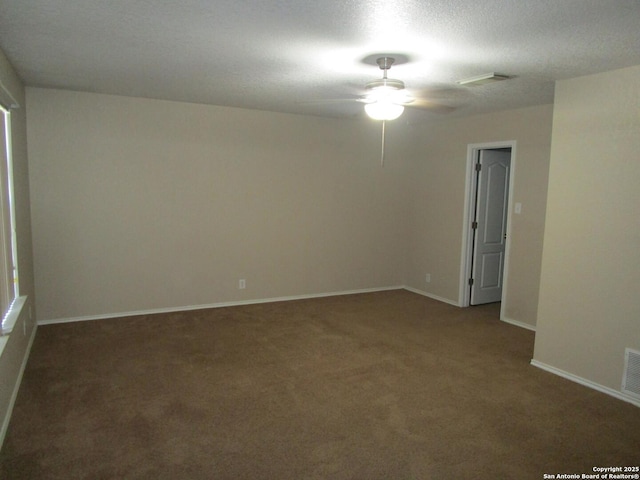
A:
[296, 96, 368, 105]
[405, 98, 456, 113]
[411, 86, 468, 99]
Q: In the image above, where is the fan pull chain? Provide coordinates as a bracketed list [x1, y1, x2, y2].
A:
[380, 120, 386, 167]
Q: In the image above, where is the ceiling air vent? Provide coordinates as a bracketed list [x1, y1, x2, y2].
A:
[457, 73, 510, 86]
[622, 348, 640, 399]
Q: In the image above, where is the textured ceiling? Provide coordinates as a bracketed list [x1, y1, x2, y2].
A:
[1, 0, 639, 122]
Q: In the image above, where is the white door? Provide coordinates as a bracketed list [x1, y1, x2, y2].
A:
[470, 149, 510, 305]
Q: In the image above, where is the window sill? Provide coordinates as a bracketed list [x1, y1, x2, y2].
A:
[0, 296, 28, 359]
[1, 296, 27, 336]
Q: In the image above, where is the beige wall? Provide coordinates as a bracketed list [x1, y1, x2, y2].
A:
[27, 88, 554, 328]
[533, 65, 640, 392]
[27, 88, 409, 321]
[0, 48, 37, 446]
[403, 104, 554, 328]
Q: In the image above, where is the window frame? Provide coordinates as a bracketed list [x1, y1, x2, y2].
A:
[0, 104, 20, 335]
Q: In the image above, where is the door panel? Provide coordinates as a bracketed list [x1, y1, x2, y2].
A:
[471, 149, 510, 305]
[480, 252, 503, 289]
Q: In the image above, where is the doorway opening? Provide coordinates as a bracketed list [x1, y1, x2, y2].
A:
[459, 141, 516, 315]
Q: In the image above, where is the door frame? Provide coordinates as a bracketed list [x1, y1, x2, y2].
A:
[459, 140, 517, 312]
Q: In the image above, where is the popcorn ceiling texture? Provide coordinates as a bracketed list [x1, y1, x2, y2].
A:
[1, 0, 639, 120]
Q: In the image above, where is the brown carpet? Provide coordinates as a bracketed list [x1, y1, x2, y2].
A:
[1, 290, 639, 479]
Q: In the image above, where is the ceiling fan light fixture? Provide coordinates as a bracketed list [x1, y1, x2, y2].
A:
[364, 101, 404, 121]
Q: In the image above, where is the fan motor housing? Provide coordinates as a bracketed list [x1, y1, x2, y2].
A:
[365, 78, 405, 91]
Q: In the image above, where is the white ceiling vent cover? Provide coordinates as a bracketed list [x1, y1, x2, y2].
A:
[622, 348, 640, 399]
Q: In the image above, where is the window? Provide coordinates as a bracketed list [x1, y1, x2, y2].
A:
[0, 105, 19, 334]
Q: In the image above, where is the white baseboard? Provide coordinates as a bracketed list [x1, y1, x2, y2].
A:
[530, 359, 640, 408]
[501, 316, 536, 331]
[38, 286, 406, 326]
[1, 321, 37, 449]
[402, 286, 460, 307]
[38, 286, 539, 339]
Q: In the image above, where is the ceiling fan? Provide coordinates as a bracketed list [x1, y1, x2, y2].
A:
[309, 56, 455, 165]
[321, 56, 455, 120]
[361, 56, 413, 120]
[364, 57, 419, 166]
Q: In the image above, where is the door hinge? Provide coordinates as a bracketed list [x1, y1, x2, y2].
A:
[475, 162, 481, 172]
[468, 278, 474, 286]
[472, 221, 478, 230]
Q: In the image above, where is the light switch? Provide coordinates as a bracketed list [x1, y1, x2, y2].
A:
[515, 202, 522, 214]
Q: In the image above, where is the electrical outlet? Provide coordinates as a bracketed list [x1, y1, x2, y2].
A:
[238, 279, 246, 289]
[425, 273, 431, 283]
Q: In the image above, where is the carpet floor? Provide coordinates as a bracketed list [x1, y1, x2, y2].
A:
[1, 290, 639, 479]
